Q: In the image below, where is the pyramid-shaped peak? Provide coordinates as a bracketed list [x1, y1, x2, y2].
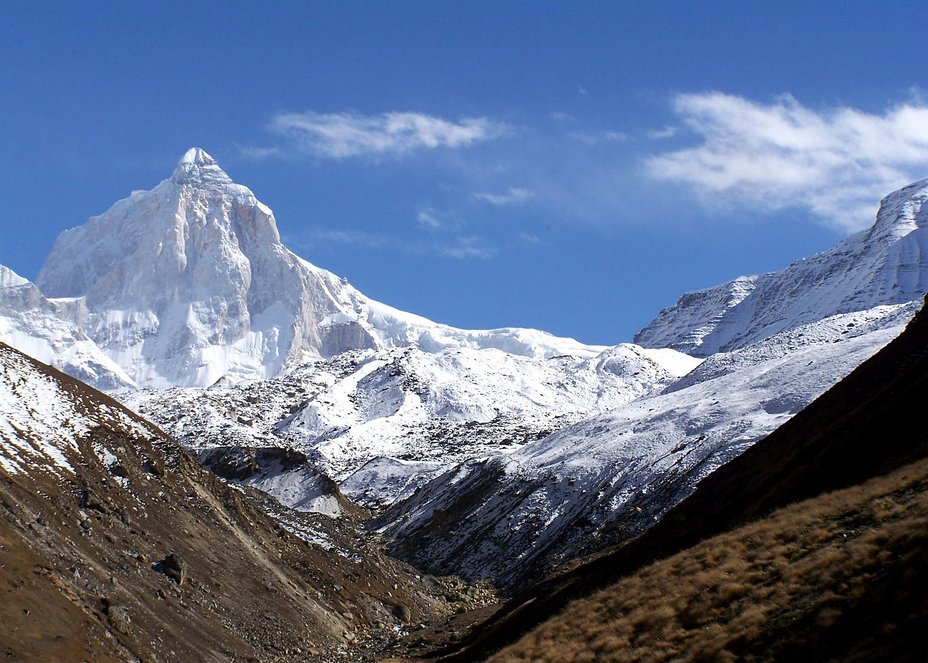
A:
[179, 147, 217, 167]
[171, 147, 231, 185]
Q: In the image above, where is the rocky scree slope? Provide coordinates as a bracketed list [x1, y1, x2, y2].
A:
[0, 342, 464, 662]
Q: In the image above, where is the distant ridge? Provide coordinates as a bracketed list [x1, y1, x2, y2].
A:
[635, 178, 928, 354]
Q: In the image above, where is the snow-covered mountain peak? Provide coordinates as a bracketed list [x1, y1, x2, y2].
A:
[14, 149, 610, 388]
[170, 146, 232, 186]
[179, 146, 216, 166]
[634, 177, 928, 355]
[0, 265, 29, 288]
[868, 177, 928, 241]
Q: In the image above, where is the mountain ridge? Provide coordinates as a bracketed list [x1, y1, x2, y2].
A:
[634, 178, 928, 355]
[431, 293, 928, 662]
[4, 149, 607, 390]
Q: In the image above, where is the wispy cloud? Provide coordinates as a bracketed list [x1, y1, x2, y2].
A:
[647, 126, 677, 139]
[472, 187, 533, 206]
[570, 130, 630, 145]
[235, 144, 283, 160]
[299, 229, 390, 249]
[416, 209, 445, 229]
[647, 92, 928, 231]
[267, 110, 506, 159]
[414, 208, 494, 258]
[440, 236, 497, 259]
[292, 210, 496, 261]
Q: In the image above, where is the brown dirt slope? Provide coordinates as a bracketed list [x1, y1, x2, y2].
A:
[433, 298, 928, 661]
[491, 455, 928, 662]
[0, 343, 452, 662]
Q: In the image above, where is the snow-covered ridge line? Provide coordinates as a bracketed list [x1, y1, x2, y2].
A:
[2, 148, 610, 390]
[376, 306, 912, 586]
[635, 178, 928, 355]
[123, 341, 699, 507]
[0, 343, 158, 477]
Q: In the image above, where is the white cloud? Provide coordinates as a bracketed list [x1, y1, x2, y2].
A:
[414, 208, 495, 258]
[441, 236, 497, 259]
[416, 209, 445, 229]
[268, 111, 506, 158]
[646, 126, 677, 139]
[472, 187, 533, 206]
[303, 229, 389, 248]
[570, 130, 629, 145]
[294, 226, 494, 259]
[235, 144, 283, 159]
[646, 92, 928, 231]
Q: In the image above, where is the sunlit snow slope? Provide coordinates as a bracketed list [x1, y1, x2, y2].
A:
[124, 343, 698, 507]
[3, 148, 606, 390]
[635, 178, 928, 355]
[374, 178, 928, 587]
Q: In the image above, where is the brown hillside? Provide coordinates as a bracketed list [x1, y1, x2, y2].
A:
[491, 455, 928, 662]
[0, 343, 455, 661]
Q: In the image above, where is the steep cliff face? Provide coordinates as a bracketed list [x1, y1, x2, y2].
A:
[0, 266, 133, 390]
[35, 148, 378, 387]
[634, 178, 928, 355]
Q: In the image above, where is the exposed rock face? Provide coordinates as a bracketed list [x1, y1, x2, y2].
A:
[161, 552, 187, 585]
[635, 179, 928, 355]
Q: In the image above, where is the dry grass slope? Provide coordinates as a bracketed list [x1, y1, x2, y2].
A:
[490, 456, 928, 662]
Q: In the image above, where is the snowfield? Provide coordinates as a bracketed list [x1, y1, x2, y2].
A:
[124, 342, 698, 507]
[373, 306, 912, 585]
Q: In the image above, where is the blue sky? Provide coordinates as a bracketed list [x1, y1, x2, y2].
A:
[3, 1, 928, 344]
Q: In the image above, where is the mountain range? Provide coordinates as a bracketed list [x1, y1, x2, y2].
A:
[2, 149, 928, 660]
